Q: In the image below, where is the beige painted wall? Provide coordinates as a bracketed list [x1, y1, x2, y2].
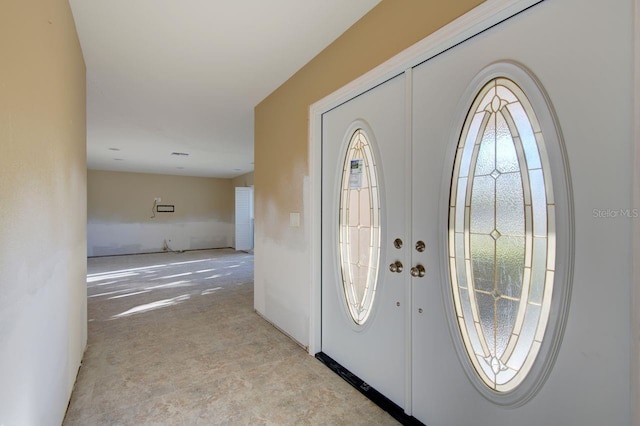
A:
[88, 170, 235, 256]
[0, 0, 87, 424]
[254, 0, 483, 344]
[232, 171, 255, 188]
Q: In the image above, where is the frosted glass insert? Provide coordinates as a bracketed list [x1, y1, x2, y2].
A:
[470, 176, 496, 234]
[496, 173, 525, 236]
[496, 298, 519, 358]
[529, 169, 547, 237]
[470, 234, 495, 293]
[496, 236, 525, 298]
[496, 113, 520, 173]
[448, 77, 556, 392]
[339, 129, 381, 325]
[475, 116, 496, 176]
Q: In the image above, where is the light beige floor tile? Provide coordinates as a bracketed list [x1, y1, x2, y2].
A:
[63, 249, 398, 425]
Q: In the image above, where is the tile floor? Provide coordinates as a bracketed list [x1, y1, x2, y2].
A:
[63, 249, 398, 425]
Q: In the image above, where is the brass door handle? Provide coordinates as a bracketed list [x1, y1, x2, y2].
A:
[389, 261, 403, 273]
[410, 264, 426, 277]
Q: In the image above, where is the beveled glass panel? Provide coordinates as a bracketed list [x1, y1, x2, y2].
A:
[462, 113, 485, 175]
[507, 304, 541, 370]
[470, 234, 495, 292]
[496, 173, 525, 236]
[359, 191, 371, 227]
[339, 129, 381, 325]
[530, 237, 547, 304]
[476, 292, 496, 355]
[496, 298, 519, 358]
[478, 87, 495, 111]
[360, 166, 370, 189]
[496, 112, 520, 173]
[459, 288, 483, 355]
[455, 177, 468, 232]
[496, 236, 525, 298]
[496, 367, 518, 386]
[478, 354, 497, 383]
[475, 115, 497, 175]
[348, 191, 359, 227]
[348, 227, 359, 269]
[506, 102, 541, 170]
[455, 233, 468, 289]
[358, 227, 371, 267]
[470, 176, 496, 235]
[448, 77, 556, 393]
[496, 83, 519, 103]
[529, 169, 547, 238]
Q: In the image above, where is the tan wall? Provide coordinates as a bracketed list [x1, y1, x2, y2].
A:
[232, 171, 255, 188]
[88, 170, 234, 222]
[0, 0, 87, 423]
[254, 0, 483, 344]
[87, 170, 235, 256]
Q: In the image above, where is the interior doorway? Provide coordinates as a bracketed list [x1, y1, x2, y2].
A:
[235, 187, 254, 252]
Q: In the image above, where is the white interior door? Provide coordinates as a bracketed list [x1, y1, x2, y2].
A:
[321, 74, 408, 408]
[235, 187, 253, 251]
[410, 0, 632, 425]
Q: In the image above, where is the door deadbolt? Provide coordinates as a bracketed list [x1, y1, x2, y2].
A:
[410, 264, 426, 277]
[389, 261, 403, 273]
[415, 240, 426, 252]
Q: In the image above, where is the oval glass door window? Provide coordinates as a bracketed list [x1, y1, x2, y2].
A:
[339, 129, 381, 325]
[449, 77, 555, 392]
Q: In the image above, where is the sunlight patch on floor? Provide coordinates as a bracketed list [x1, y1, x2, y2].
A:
[111, 294, 190, 318]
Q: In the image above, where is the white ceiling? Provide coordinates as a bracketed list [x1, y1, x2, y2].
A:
[70, 0, 381, 178]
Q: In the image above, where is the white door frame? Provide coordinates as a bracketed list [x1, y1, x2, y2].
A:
[308, 0, 639, 422]
[633, 0, 640, 423]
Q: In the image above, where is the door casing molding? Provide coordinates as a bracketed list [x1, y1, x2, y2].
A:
[632, 0, 639, 424]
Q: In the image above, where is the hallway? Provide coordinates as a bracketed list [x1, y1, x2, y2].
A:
[63, 249, 397, 425]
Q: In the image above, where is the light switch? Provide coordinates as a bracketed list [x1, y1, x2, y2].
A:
[290, 213, 300, 227]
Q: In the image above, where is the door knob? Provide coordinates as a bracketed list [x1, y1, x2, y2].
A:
[389, 261, 403, 273]
[415, 240, 425, 252]
[410, 264, 426, 277]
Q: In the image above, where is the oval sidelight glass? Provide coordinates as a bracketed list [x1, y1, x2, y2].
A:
[449, 77, 556, 392]
[339, 129, 381, 325]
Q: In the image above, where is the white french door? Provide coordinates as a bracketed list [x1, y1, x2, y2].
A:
[320, 0, 632, 425]
[411, 1, 630, 424]
[235, 187, 254, 252]
[321, 73, 408, 408]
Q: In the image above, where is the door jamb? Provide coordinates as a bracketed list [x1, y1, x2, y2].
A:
[632, 0, 639, 424]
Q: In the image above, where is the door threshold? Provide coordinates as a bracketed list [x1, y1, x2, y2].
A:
[315, 352, 424, 426]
